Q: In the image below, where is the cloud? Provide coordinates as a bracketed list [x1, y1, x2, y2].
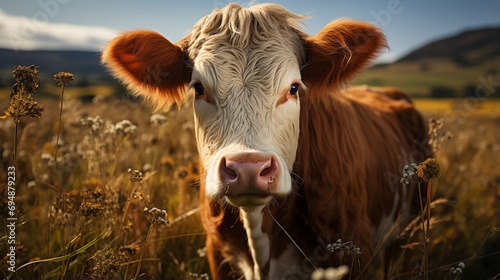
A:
[0, 9, 119, 51]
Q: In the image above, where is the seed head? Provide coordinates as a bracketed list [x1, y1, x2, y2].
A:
[12, 65, 40, 97]
[53, 71, 74, 86]
[416, 158, 441, 182]
[128, 168, 143, 183]
[88, 249, 122, 279]
[80, 201, 104, 218]
[1, 65, 44, 122]
[327, 239, 361, 255]
[144, 206, 169, 226]
[1, 95, 45, 123]
[118, 244, 140, 257]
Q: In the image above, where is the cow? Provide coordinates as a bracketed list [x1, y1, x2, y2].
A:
[102, 3, 429, 279]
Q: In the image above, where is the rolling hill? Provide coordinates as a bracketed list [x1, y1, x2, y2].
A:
[356, 26, 500, 98]
[398, 26, 500, 66]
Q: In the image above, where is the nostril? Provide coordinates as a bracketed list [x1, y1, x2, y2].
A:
[221, 157, 238, 180]
[259, 158, 276, 177]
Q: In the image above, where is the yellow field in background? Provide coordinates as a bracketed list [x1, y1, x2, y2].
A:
[413, 98, 499, 116]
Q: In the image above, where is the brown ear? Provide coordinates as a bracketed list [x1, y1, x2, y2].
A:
[301, 19, 387, 95]
[102, 30, 191, 109]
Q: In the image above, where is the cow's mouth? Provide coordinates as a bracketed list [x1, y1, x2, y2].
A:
[225, 193, 273, 207]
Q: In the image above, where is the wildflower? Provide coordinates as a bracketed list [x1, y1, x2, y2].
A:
[327, 239, 361, 255]
[52, 71, 74, 182]
[428, 118, 453, 154]
[2, 67, 45, 121]
[150, 113, 168, 126]
[1, 65, 44, 164]
[1, 95, 45, 122]
[41, 153, 55, 166]
[416, 158, 441, 182]
[53, 71, 74, 86]
[132, 190, 144, 201]
[89, 249, 122, 279]
[114, 119, 137, 137]
[27, 180, 36, 189]
[188, 273, 210, 280]
[197, 247, 207, 258]
[400, 163, 418, 186]
[80, 201, 104, 218]
[103, 123, 116, 136]
[122, 220, 133, 232]
[311, 266, 349, 280]
[81, 116, 104, 134]
[144, 206, 169, 226]
[12, 65, 41, 97]
[128, 168, 143, 183]
[118, 244, 140, 257]
[450, 262, 465, 275]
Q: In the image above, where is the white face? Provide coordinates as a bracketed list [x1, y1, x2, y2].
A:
[190, 42, 303, 208]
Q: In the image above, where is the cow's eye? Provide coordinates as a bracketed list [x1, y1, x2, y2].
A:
[194, 83, 204, 96]
[289, 83, 299, 95]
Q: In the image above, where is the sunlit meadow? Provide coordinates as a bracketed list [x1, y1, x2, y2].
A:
[0, 66, 499, 279]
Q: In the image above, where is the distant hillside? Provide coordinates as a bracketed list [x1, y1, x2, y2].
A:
[357, 25, 500, 98]
[398, 26, 500, 67]
[0, 48, 111, 87]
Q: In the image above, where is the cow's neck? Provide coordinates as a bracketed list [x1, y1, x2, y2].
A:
[240, 205, 270, 280]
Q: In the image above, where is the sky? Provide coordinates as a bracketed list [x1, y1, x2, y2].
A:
[0, 0, 499, 63]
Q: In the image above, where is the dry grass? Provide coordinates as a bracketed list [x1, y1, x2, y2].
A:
[0, 68, 207, 279]
[0, 67, 499, 279]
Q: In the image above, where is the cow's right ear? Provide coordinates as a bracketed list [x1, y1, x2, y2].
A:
[300, 20, 386, 98]
[102, 30, 191, 109]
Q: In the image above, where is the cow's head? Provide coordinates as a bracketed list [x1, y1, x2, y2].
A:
[102, 4, 385, 209]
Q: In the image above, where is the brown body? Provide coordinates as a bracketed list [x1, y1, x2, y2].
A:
[201, 86, 429, 278]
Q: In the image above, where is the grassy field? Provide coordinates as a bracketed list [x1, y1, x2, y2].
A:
[1, 70, 499, 279]
[355, 57, 500, 98]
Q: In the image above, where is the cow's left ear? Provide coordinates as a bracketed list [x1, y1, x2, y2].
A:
[301, 19, 387, 94]
[102, 31, 192, 109]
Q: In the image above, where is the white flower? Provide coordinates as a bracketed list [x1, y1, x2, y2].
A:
[400, 163, 418, 186]
[311, 266, 349, 280]
[81, 116, 104, 134]
[114, 120, 137, 136]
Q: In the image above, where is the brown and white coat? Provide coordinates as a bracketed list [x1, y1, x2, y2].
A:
[103, 3, 430, 279]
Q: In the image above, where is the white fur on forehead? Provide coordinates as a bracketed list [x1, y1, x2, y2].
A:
[188, 3, 307, 100]
[188, 3, 307, 57]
